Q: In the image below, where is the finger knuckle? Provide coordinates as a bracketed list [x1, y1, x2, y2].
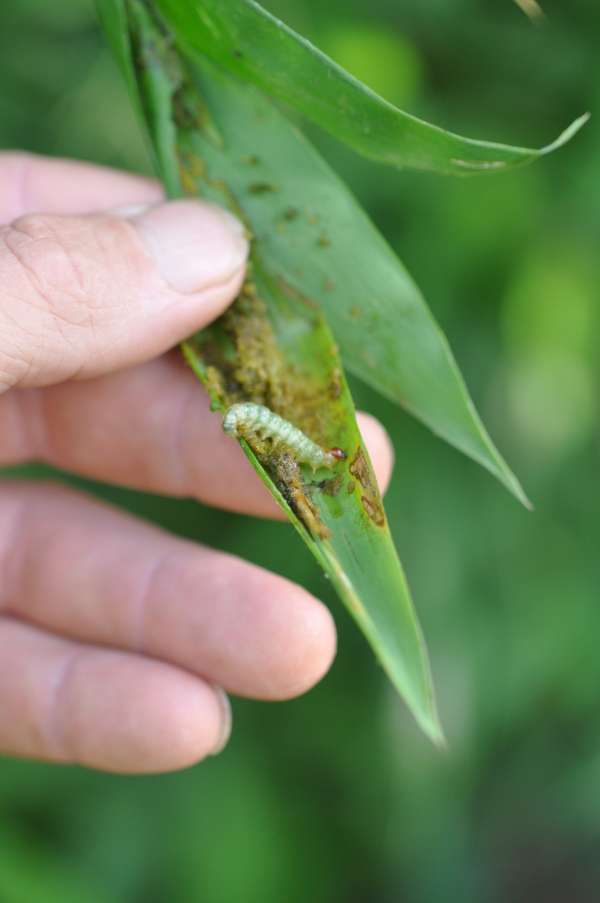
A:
[0, 213, 131, 386]
[2, 213, 109, 322]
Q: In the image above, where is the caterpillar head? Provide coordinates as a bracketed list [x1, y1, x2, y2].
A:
[222, 408, 241, 438]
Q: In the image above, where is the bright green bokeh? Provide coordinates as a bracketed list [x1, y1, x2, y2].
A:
[501, 245, 599, 458]
[501, 246, 599, 360]
[319, 22, 423, 109]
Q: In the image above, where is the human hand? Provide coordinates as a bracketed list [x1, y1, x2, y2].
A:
[0, 153, 394, 774]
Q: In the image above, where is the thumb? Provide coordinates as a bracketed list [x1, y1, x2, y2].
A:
[0, 199, 249, 391]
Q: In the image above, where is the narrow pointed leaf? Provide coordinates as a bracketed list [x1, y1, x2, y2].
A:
[152, 0, 587, 175]
[182, 268, 443, 745]
[99, 0, 528, 505]
[98, 0, 444, 742]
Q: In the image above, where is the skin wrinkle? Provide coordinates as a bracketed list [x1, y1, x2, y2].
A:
[25, 386, 73, 466]
[0, 351, 31, 394]
[0, 389, 28, 463]
[0, 390, 30, 462]
[36, 390, 63, 461]
[7, 216, 102, 327]
[80, 228, 126, 306]
[0, 494, 28, 614]
[45, 646, 82, 763]
[0, 228, 91, 386]
[0, 277, 56, 390]
[7, 215, 142, 329]
[132, 547, 174, 655]
[0, 214, 154, 388]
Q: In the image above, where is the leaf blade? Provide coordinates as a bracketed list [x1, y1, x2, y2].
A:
[183, 265, 444, 746]
[153, 0, 587, 175]
[99, 0, 444, 742]
[173, 44, 530, 505]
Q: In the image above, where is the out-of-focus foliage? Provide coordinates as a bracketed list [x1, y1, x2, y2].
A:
[0, 0, 599, 900]
[513, 0, 545, 24]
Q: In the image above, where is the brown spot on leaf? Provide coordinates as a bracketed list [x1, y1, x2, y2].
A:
[361, 495, 385, 527]
[173, 82, 211, 134]
[250, 182, 279, 195]
[350, 448, 385, 527]
[273, 451, 332, 539]
[176, 149, 204, 197]
[347, 480, 356, 494]
[328, 366, 342, 399]
[317, 474, 343, 496]
[349, 447, 371, 491]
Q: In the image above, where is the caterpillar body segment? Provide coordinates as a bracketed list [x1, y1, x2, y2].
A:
[222, 402, 346, 472]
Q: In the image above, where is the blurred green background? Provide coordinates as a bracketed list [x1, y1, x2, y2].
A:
[1, 0, 599, 899]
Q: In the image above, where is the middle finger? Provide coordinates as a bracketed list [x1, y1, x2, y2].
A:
[0, 482, 336, 700]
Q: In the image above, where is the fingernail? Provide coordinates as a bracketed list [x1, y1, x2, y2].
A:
[209, 685, 232, 755]
[122, 200, 249, 293]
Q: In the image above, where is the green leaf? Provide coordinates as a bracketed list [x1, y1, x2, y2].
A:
[182, 267, 443, 745]
[152, 0, 587, 175]
[125, 9, 529, 505]
[98, 0, 444, 743]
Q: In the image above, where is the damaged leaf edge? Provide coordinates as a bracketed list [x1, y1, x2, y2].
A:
[153, 0, 589, 175]
[99, 0, 444, 745]
[182, 340, 445, 747]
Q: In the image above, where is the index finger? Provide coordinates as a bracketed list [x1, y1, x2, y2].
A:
[0, 152, 164, 222]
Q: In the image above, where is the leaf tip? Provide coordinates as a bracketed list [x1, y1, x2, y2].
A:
[416, 706, 446, 750]
[541, 112, 591, 155]
[513, 0, 546, 24]
[504, 472, 533, 511]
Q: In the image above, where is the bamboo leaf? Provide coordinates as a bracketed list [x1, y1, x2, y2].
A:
[98, 0, 444, 742]
[102, 0, 529, 505]
[152, 0, 587, 175]
[182, 266, 443, 744]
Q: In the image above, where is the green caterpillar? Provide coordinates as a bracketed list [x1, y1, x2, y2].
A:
[222, 403, 346, 472]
